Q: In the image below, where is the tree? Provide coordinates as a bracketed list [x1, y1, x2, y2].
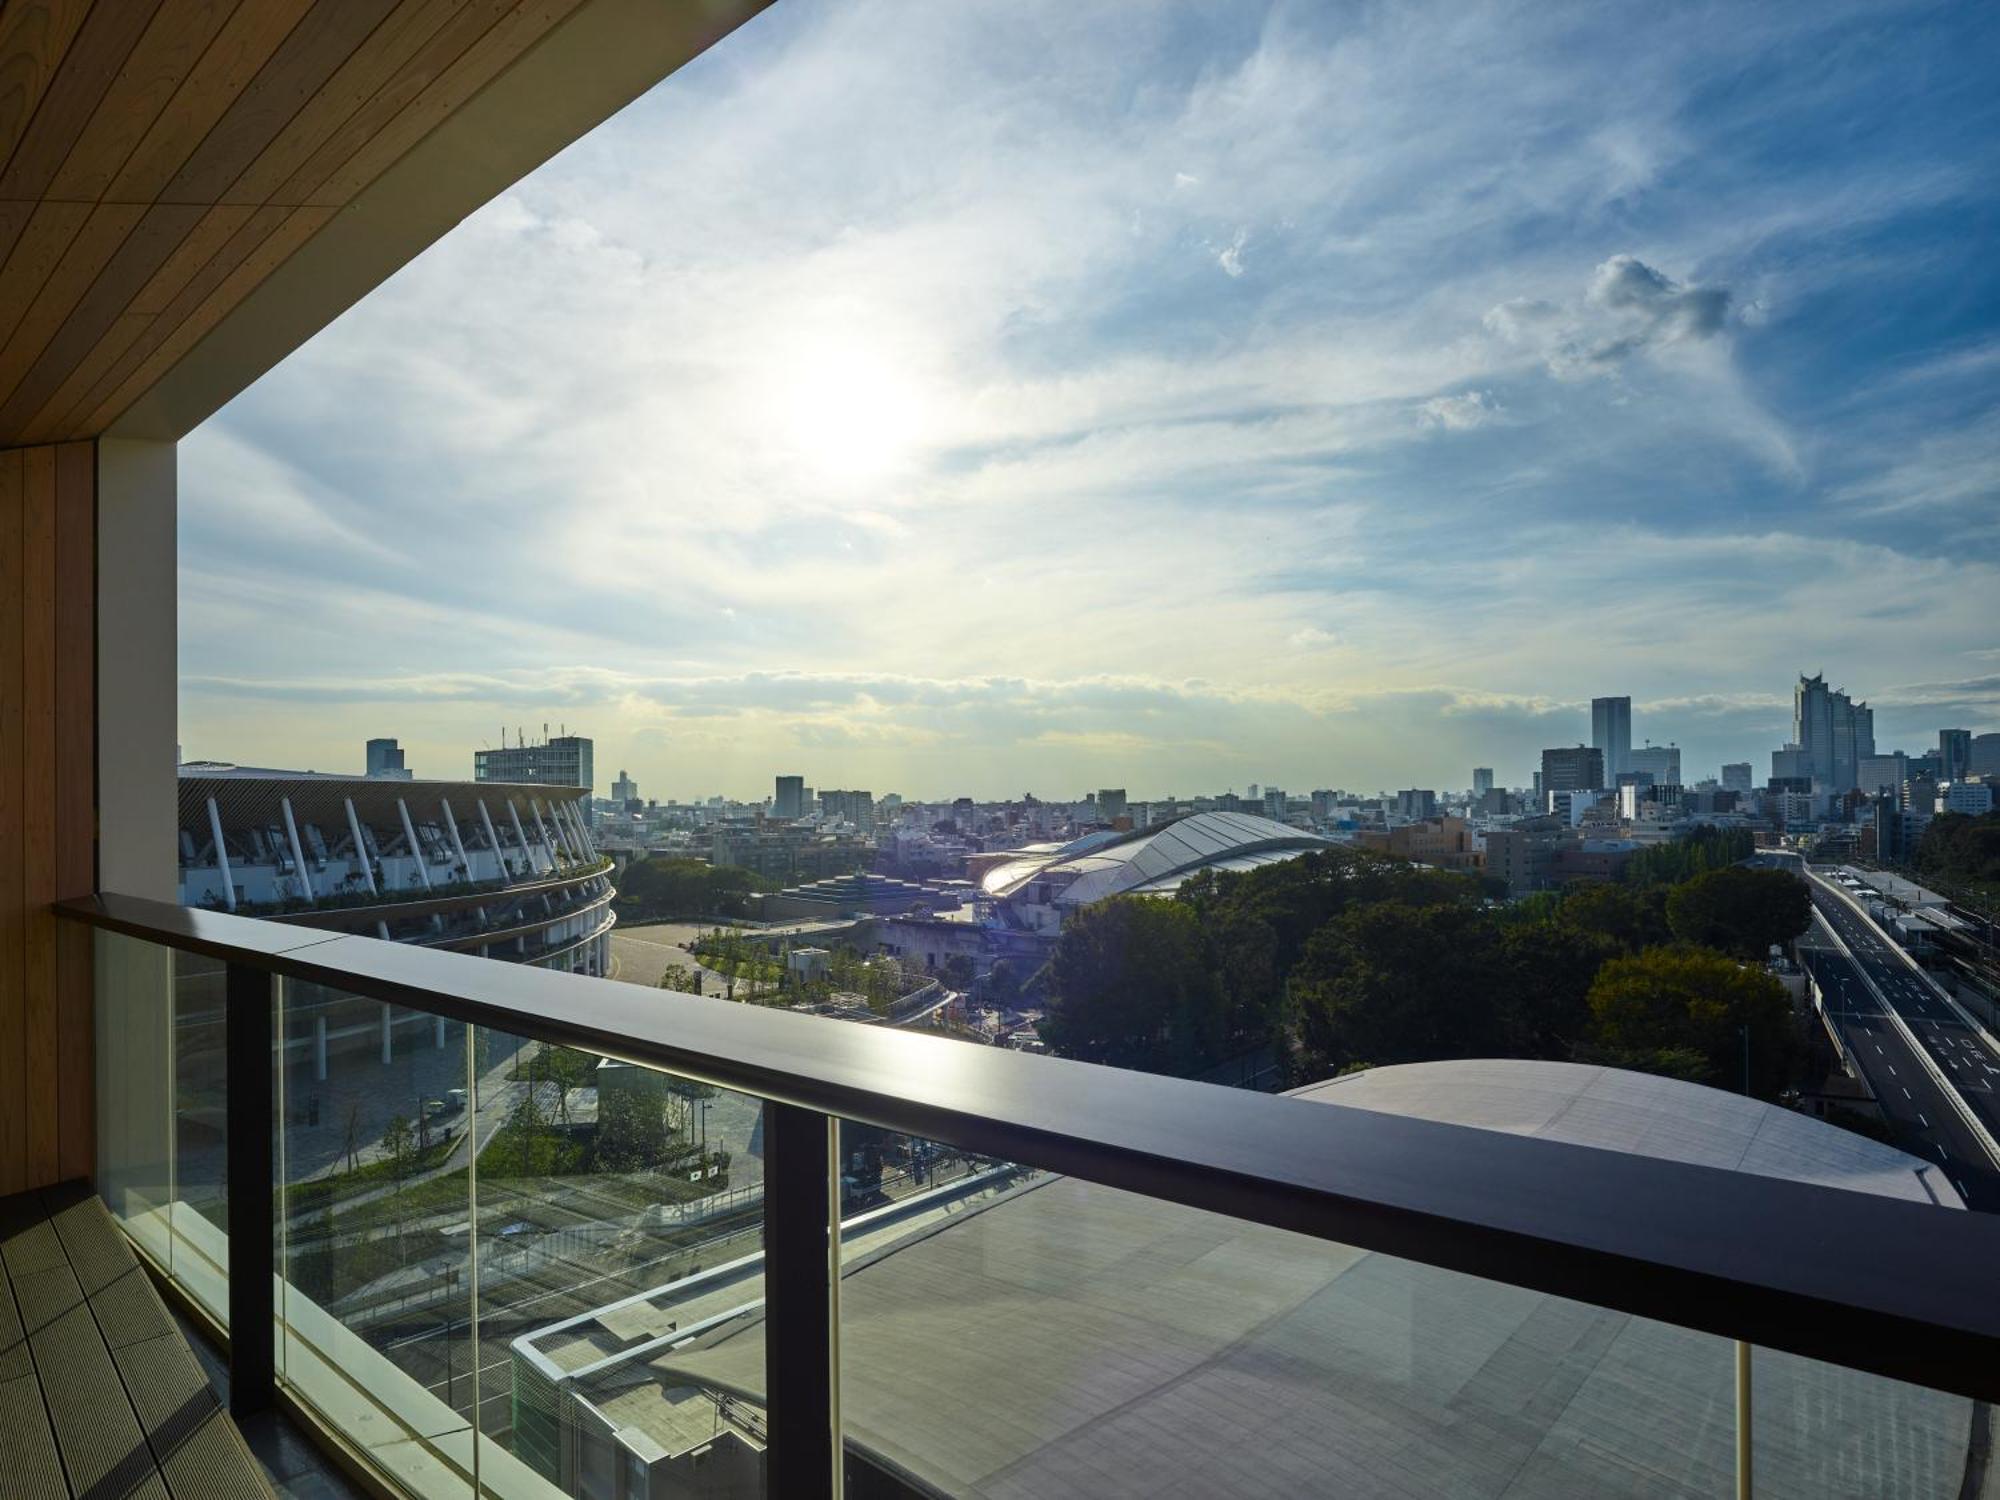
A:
[1665, 867, 1811, 959]
[1177, 847, 1482, 984]
[537, 1046, 597, 1126]
[1493, 920, 1614, 1059]
[1041, 897, 1229, 1075]
[1558, 883, 1670, 954]
[1622, 827, 1756, 886]
[1586, 945, 1800, 1099]
[985, 957, 1022, 1009]
[1289, 903, 1509, 1076]
[596, 1084, 669, 1172]
[380, 1114, 416, 1186]
[940, 953, 975, 991]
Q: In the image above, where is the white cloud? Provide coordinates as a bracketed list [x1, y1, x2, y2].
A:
[178, 0, 1999, 795]
[1417, 390, 1501, 430]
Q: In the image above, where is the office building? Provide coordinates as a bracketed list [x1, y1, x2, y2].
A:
[773, 774, 806, 819]
[1590, 696, 1632, 785]
[611, 769, 639, 805]
[1941, 729, 1973, 781]
[474, 732, 594, 799]
[1941, 782, 1995, 816]
[364, 736, 411, 779]
[1972, 733, 2000, 777]
[1540, 745, 1604, 795]
[1096, 788, 1129, 823]
[1721, 762, 1753, 794]
[1771, 745, 1812, 783]
[1395, 788, 1438, 820]
[1858, 753, 1908, 799]
[1472, 767, 1495, 797]
[1629, 743, 1682, 785]
[818, 788, 875, 827]
[1792, 674, 1874, 790]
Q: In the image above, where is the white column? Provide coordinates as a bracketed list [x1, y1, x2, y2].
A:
[314, 1015, 328, 1082]
[441, 799, 472, 883]
[506, 798, 539, 876]
[397, 798, 433, 891]
[98, 439, 177, 901]
[381, 1004, 393, 1064]
[281, 796, 316, 905]
[477, 799, 511, 884]
[567, 800, 598, 860]
[435, 1016, 446, 1049]
[344, 797, 379, 896]
[530, 798, 561, 867]
[540, 798, 575, 862]
[205, 796, 236, 910]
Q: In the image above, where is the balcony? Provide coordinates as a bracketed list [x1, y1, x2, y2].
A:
[50, 889, 2000, 1499]
[1, 3, 1995, 1498]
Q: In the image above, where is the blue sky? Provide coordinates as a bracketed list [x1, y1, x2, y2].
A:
[179, 0, 2000, 797]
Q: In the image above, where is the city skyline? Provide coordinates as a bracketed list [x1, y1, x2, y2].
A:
[175, 0, 2000, 796]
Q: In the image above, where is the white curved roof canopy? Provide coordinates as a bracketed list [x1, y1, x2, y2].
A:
[981, 811, 1334, 906]
[1313, 1057, 1958, 1208]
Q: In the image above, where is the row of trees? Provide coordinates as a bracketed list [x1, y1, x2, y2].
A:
[1041, 847, 1811, 1101]
[613, 857, 775, 918]
[1910, 811, 2000, 892]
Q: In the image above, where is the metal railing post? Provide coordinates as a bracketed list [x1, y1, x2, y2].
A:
[1735, 1340, 1753, 1500]
[765, 1102, 838, 1498]
[226, 961, 275, 1416]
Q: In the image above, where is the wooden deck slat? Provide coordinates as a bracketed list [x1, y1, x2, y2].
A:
[0, 1372, 67, 1500]
[0, 448, 25, 1197]
[1, 1185, 275, 1498]
[0, 2, 97, 180]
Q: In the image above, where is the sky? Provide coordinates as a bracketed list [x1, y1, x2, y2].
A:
[178, 0, 2000, 800]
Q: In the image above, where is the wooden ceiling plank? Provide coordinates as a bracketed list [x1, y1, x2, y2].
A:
[0, 198, 207, 438]
[0, 0, 163, 201]
[78, 202, 333, 436]
[28, 200, 254, 439]
[46, 0, 242, 204]
[124, 200, 253, 318]
[17, 308, 149, 444]
[304, 0, 588, 208]
[225, 0, 472, 208]
[0, 1, 92, 176]
[0, 198, 89, 358]
[0, 200, 145, 422]
[0, 199, 40, 282]
[266, 0, 509, 208]
[160, 0, 403, 206]
[101, 0, 313, 205]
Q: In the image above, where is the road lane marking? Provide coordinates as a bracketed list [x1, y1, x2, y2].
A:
[1920, 1113, 1930, 1127]
[1904, 1087, 1913, 1098]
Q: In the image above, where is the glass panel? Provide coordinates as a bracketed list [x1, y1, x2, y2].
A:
[276, 979, 475, 1497]
[475, 1027, 767, 1499]
[94, 929, 175, 1265]
[1753, 1346, 1977, 1499]
[171, 946, 231, 1323]
[833, 1123, 1742, 1499]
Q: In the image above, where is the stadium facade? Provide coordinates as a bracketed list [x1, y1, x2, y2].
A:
[178, 763, 614, 975]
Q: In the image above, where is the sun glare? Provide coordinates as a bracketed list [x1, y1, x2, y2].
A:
[774, 336, 929, 489]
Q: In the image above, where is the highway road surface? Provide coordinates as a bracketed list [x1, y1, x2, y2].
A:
[1804, 881, 2000, 1210]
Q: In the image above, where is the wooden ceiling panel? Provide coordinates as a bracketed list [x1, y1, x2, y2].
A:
[0, 2, 95, 176]
[0, 0, 594, 446]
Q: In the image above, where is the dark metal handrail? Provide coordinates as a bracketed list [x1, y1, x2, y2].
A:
[57, 890, 2000, 1491]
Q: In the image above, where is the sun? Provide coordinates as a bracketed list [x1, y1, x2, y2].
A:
[774, 335, 929, 489]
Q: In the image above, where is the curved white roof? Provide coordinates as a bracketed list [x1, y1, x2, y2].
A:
[644, 1058, 1974, 1499]
[982, 810, 1333, 906]
[1310, 1057, 1958, 1207]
